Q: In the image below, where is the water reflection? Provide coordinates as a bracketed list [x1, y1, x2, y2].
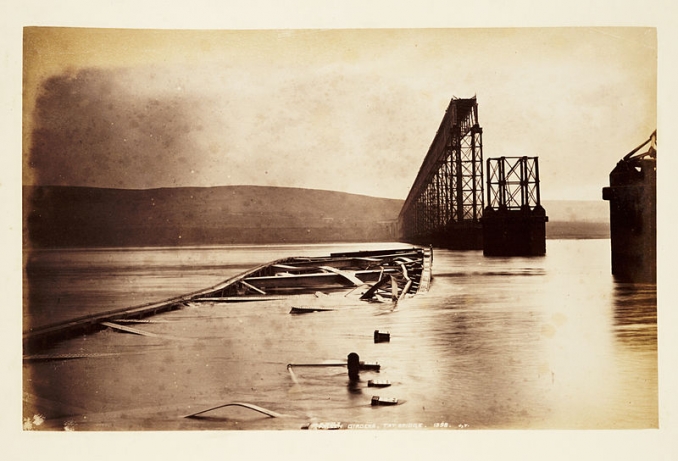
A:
[612, 283, 657, 349]
[23, 240, 658, 430]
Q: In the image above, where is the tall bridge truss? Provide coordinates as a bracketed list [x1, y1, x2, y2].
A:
[485, 156, 542, 211]
[397, 97, 484, 249]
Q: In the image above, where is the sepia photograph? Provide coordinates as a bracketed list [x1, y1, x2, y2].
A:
[21, 25, 658, 430]
[5, 1, 677, 460]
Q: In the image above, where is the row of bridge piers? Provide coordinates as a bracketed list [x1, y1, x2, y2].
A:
[398, 96, 656, 282]
[397, 97, 548, 257]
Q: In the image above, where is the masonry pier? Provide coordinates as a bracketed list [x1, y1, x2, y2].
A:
[602, 131, 656, 283]
[481, 156, 548, 256]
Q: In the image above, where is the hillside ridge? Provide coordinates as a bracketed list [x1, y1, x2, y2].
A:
[23, 185, 403, 248]
[23, 185, 610, 248]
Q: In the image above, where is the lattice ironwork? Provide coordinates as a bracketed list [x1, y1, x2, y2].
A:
[485, 156, 541, 211]
[398, 97, 484, 241]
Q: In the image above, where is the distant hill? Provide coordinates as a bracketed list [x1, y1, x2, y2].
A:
[23, 185, 403, 248]
[542, 200, 610, 239]
[541, 200, 609, 223]
[22, 186, 612, 248]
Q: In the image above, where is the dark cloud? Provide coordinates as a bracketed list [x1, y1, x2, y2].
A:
[28, 68, 205, 188]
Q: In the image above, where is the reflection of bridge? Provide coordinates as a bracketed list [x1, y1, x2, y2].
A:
[398, 96, 548, 255]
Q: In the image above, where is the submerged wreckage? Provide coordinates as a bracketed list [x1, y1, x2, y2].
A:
[24, 247, 433, 353]
[191, 247, 432, 309]
[24, 246, 433, 429]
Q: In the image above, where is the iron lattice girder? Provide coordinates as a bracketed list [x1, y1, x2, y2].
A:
[486, 156, 541, 210]
[399, 97, 484, 237]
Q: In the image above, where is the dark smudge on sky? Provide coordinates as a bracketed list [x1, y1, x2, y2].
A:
[28, 67, 206, 189]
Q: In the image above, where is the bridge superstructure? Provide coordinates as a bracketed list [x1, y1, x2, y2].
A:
[481, 156, 548, 256]
[398, 97, 484, 249]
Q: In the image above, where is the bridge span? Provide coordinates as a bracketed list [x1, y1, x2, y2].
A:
[397, 96, 548, 255]
[398, 97, 484, 250]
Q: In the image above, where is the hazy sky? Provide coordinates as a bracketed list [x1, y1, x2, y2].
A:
[23, 27, 656, 200]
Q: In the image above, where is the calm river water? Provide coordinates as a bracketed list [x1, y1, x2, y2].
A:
[22, 240, 657, 431]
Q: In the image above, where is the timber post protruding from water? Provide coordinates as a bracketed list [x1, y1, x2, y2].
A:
[347, 352, 360, 381]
